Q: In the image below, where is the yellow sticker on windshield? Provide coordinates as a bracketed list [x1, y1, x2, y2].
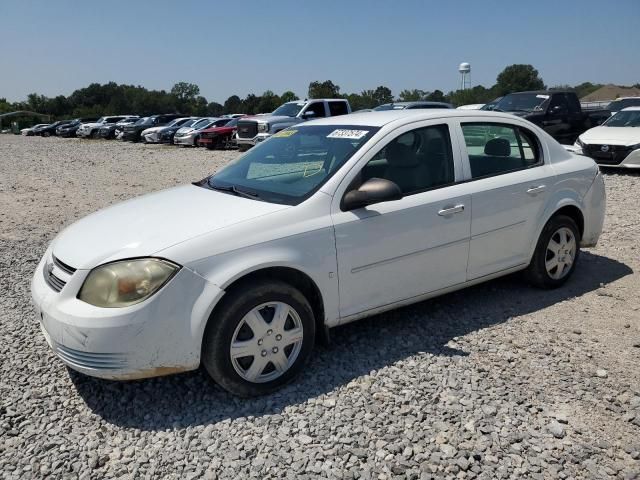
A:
[273, 130, 297, 138]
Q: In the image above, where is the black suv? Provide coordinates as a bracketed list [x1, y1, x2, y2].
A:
[121, 114, 183, 142]
[56, 117, 100, 138]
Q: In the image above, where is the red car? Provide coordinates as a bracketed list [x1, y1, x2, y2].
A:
[197, 117, 245, 149]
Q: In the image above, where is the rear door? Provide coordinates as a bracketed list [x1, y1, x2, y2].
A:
[455, 121, 555, 279]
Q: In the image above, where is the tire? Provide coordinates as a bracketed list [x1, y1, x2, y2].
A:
[238, 145, 250, 152]
[525, 214, 581, 289]
[90, 130, 98, 139]
[43, 131, 51, 137]
[202, 279, 316, 397]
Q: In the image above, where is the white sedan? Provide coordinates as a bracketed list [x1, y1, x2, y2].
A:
[573, 107, 640, 169]
[32, 110, 606, 396]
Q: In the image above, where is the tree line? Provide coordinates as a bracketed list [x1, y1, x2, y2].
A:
[1, 64, 634, 121]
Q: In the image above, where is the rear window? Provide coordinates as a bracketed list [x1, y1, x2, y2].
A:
[328, 101, 349, 116]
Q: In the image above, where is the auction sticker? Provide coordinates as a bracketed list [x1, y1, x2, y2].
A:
[273, 130, 297, 138]
[327, 129, 369, 140]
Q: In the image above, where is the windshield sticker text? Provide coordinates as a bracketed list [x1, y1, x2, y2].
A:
[327, 129, 369, 140]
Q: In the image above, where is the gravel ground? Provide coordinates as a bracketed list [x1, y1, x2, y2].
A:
[1, 135, 639, 479]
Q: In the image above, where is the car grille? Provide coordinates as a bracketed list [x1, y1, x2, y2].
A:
[583, 144, 632, 165]
[236, 120, 258, 139]
[53, 342, 127, 370]
[44, 255, 77, 292]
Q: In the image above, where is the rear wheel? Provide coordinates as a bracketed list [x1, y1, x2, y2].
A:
[43, 131, 51, 137]
[525, 215, 580, 289]
[202, 280, 315, 397]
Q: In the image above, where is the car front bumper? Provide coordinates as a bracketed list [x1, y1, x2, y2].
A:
[31, 249, 225, 380]
[173, 134, 197, 146]
[142, 132, 162, 143]
[235, 133, 270, 147]
[574, 145, 640, 169]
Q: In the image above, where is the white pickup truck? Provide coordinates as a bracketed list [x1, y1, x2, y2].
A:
[235, 98, 351, 150]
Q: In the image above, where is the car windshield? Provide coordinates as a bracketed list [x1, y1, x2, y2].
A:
[95, 117, 106, 123]
[373, 104, 406, 111]
[272, 103, 305, 117]
[205, 125, 379, 205]
[608, 99, 640, 111]
[178, 119, 198, 128]
[494, 93, 550, 112]
[134, 117, 151, 125]
[192, 119, 213, 129]
[603, 110, 640, 127]
[225, 118, 240, 127]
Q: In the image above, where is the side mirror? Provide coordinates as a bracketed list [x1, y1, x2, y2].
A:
[301, 110, 316, 119]
[342, 178, 402, 211]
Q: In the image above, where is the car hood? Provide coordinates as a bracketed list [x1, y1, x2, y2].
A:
[80, 122, 102, 129]
[176, 127, 198, 134]
[579, 126, 640, 146]
[254, 115, 301, 124]
[141, 126, 166, 135]
[51, 184, 289, 269]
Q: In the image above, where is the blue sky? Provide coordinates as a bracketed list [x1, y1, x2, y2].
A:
[1, 0, 638, 103]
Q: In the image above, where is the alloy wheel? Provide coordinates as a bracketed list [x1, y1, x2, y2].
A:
[229, 302, 304, 383]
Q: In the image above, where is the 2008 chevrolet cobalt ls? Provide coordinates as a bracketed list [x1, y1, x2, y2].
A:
[32, 110, 606, 396]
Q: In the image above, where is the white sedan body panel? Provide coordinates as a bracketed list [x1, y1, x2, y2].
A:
[31, 110, 606, 380]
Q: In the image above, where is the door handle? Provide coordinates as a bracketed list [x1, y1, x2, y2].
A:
[526, 185, 546, 195]
[438, 204, 465, 216]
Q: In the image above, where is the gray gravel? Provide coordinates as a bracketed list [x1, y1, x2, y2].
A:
[1, 134, 639, 479]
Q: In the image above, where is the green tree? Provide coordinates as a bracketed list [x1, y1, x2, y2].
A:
[425, 90, 446, 102]
[257, 90, 281, 113]
[207, 102, 225, 116]
[280, 90, 299, 103]
[308, 80, 340, 99]
[495, 64, 545, 96]
[171, 82, 200, 112]
[224, 95, 243, 114]
[372, 86, 393, 105]
[242, 94, 261, 114]
[399, 89, 426, 102]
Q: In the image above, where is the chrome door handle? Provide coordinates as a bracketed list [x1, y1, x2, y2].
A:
[438, 204, 465, 216]
[526, 185, 546, 195]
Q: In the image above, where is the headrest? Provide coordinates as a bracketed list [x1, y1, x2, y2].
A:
[424, 137, 445, 156]
[484, 138, 511, 157]
[387, 142, 419, 168]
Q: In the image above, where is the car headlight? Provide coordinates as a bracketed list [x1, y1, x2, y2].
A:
[257, 123, 269, 133]
[78, 258, 179, 308]
[629, 143, 640, 151]
[575, 138, 585, 148]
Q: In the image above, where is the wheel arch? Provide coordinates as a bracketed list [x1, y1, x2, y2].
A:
[204, 265, 328, 349]
[528, 196, 586, 260]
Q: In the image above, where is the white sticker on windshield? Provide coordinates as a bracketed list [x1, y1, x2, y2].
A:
[327, 129, 369, 140]
[536, 94, 550, 99]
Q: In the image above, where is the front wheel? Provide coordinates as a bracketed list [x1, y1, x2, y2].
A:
[525, 215, 580, 289]
[202, 280, 315, 397]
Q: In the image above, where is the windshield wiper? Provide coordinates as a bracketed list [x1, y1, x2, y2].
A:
[208, 182, 261, 200]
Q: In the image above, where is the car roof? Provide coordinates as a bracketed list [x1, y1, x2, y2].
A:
[303, 109, 521, 128]
[378, 101, 451, 107]
[621, 106, 640, 111]
[612, 97, 640, 101]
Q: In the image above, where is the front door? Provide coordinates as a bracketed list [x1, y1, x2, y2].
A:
[331, 123, 472, 319]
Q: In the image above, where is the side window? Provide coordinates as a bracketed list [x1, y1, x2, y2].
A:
[360, 124, 455, 195]
[549, 94, 568, 113]
[461, 123, 541, 179]
[305, 102, 327, 118]
[328, 101, 349, 116]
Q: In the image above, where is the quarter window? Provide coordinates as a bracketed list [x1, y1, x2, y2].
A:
[360, 124, 455, 195]
[461, 123, 541, 179]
